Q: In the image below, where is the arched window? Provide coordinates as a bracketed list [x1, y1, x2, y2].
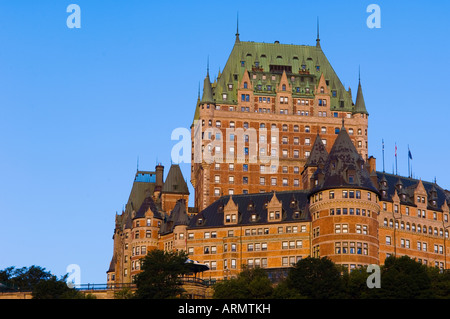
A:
[244, 82, 248, 89]
[282, 84, 286, 91]
[383, 218, 388, 227]
[320, 86, 324, 93]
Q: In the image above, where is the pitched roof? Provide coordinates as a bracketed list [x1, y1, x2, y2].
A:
[119, 171, 157, 230]
[188, 190, 311, 229]
[304, 134, 328, 168]
[160, 199, 191, 235]
[375, 172, 449, 210]
[311, 124, 378, 194]
[193, 39, 356, 123]
[134, 193, 163, 220]
[161, 164, 190, 195]
[201, 71, 214, 104]
[353, 80, 368, 115]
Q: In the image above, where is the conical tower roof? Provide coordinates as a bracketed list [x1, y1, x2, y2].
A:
[310, 122, 378, 194]
[353, 79, 368, 115]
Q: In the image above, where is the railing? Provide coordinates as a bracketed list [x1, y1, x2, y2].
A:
[73, 283, 136, 291]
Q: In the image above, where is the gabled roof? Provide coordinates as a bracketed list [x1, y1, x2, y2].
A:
[188, 190, 311, 229]
[161, 164, 190, 195]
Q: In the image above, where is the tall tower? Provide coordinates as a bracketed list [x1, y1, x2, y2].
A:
[191, 26, 369, 211]
[308, 122, 380, 269]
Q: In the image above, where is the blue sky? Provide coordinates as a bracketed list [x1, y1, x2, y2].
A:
[0, 0, 449, 284]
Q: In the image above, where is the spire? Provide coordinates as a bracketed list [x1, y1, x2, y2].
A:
[353, 69, 369, 115]
[200, 57, 214, 104]
[316, 17, 321, 48]
[235, 13, 240, 43]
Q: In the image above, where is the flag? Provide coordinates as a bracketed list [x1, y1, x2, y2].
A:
[408, 149, 413, 160]
[395, 144, 397, 157]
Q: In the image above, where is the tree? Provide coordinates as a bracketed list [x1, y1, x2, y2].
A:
[284, 257, 346, 299]
[374, 255, 434, 299]
[134, 249, 190, 299]
[213, 267, 274, 299]
[32, 274, 87, 299]
[427, 268, 450, 299]
[0, 265, 52, 292]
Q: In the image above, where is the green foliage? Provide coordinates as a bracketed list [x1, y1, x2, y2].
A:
[374, 255, 434, 299]
[285, 257, 346, 299]
[114, 287, 135, 299]
[134, 249, 190, 299]
[213, 256, 449, 299]
[0, 265, 52, 292]
[32, 275, 86, 299]
[0, 265, 91, 299]
[213, 267, 274, 299]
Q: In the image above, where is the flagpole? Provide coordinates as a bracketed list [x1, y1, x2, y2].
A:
[395, 143, 398, 176]
[382, 139, 385, 173]
[408, 144, 411, 177]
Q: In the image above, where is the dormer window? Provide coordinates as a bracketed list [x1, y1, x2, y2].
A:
[244, 82, 248, 89]
[282, 84, 286, 91]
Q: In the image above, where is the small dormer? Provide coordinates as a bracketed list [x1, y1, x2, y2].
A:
[224, 196, 239, 225]
[414, 180, 427, 207]
[428, 185, 438, 208]
[267, 192, 283, 222]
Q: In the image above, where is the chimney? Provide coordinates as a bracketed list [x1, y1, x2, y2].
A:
[155, 163, 164, 190]
[368, 156, 376, 173]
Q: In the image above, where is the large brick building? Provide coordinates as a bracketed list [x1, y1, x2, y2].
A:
[106, 29, 450, 285]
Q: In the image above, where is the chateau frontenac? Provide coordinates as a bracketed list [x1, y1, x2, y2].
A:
[107, 28, 450, 285]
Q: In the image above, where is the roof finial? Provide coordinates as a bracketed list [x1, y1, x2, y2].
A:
[207, 55, 210, 76]
[235, 12, 240, 43]
[316, 17, 321, 48]
[358, 65, 361, 83]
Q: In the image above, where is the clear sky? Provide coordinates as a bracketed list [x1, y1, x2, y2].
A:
[0, 0, 449, 284]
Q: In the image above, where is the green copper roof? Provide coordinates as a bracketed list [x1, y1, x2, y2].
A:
[201, 71, 214, 104]
[193, 39, 360, 123]
[353, 80, 368, 115]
